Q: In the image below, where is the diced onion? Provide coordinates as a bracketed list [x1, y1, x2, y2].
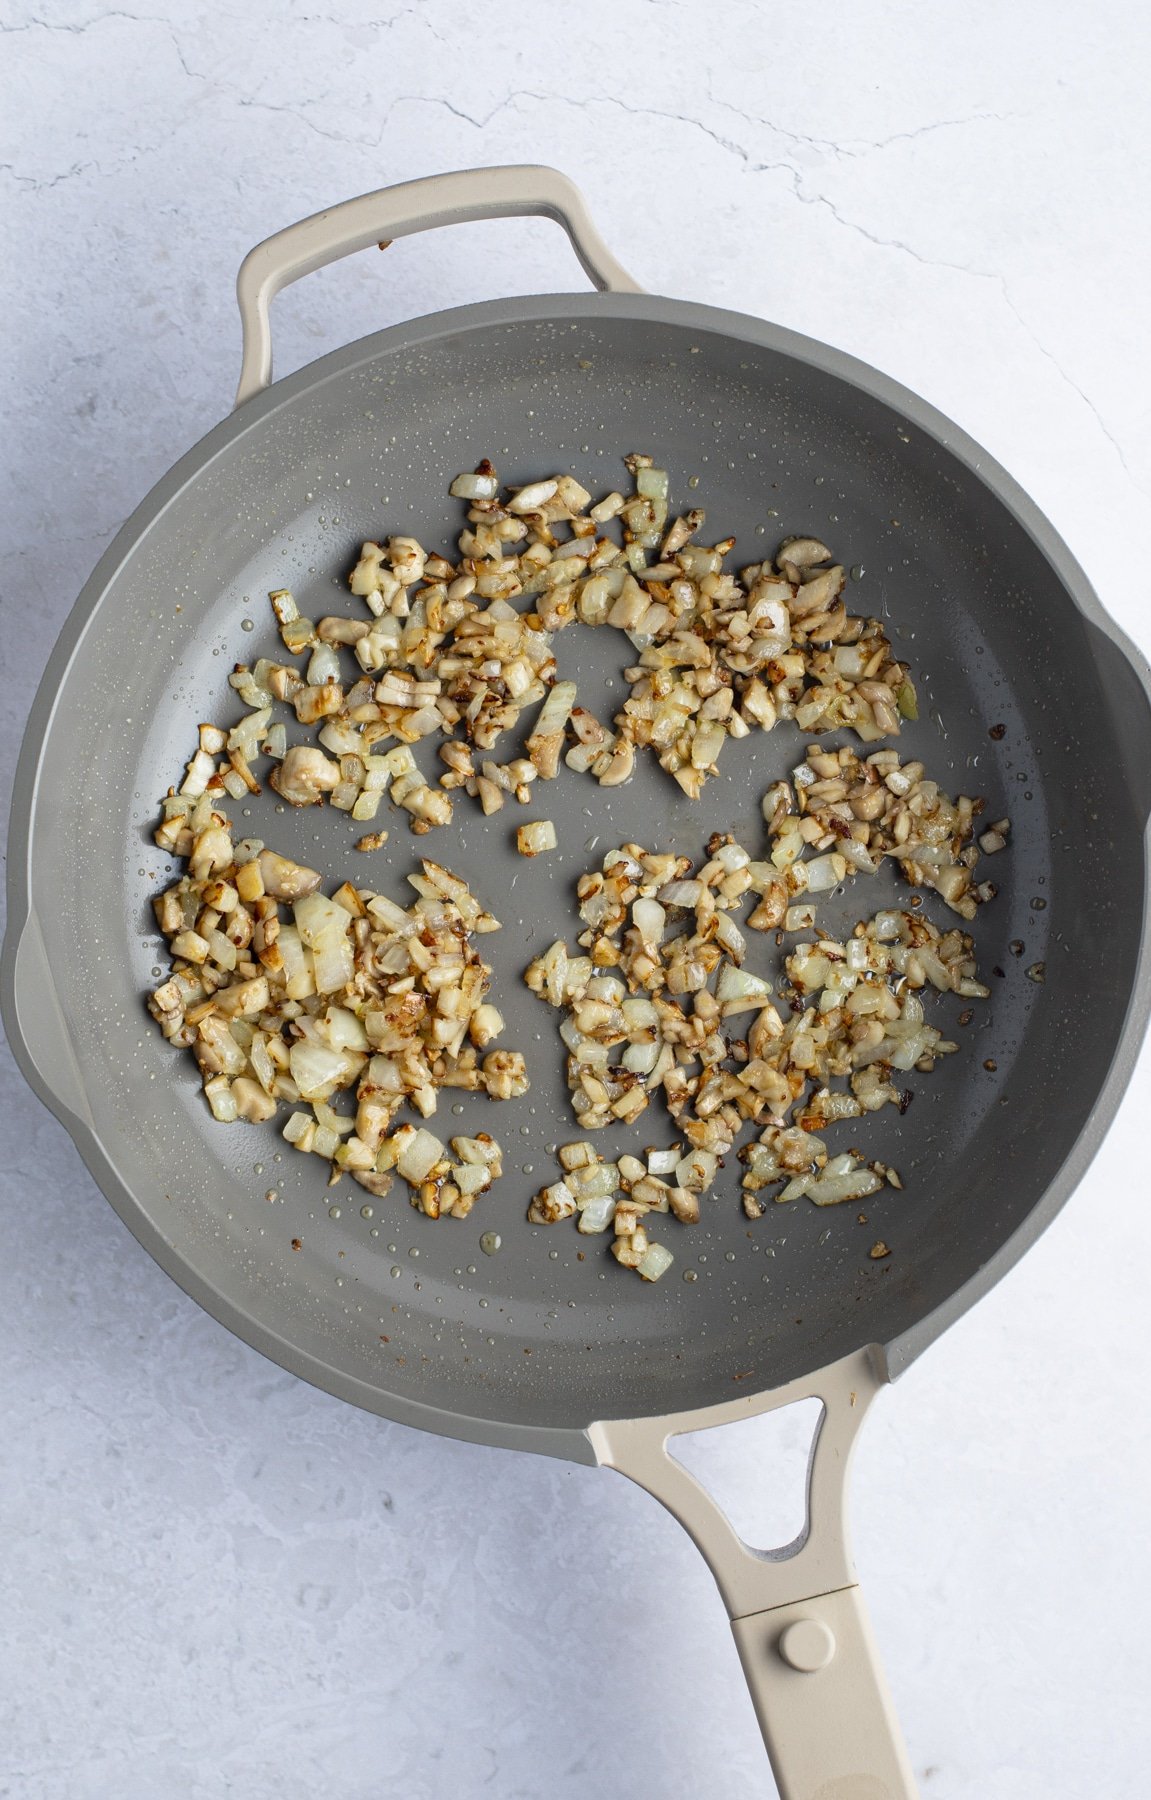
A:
[151, 450, 1000, 1284]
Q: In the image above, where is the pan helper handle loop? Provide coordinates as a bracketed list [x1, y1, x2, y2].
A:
[590, 1347, 919, 1800]
[234, 165, 644, 407]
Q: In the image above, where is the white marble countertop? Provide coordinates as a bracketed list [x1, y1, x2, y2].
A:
[3, 4, 1150, 1796]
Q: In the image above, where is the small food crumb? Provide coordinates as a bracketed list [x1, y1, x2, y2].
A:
[869, 1241, 891, 1260]
[355, 830, 389, 851]
[988, 723, 1006, 740]
[516, 819, 558, 857]
[983, 1058, 998, 1072]
[1026, 962, 1046, 983]
[291, 1238, 302, 1251]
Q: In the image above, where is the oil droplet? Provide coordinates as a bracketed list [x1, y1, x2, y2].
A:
[408, 1246, 420, 1258]
[265, 1189, 278, 1204]
[151, 965, 163, 978]
[360, 1205, 374, 1219]
[254, 1163, 264, 1175]
[390, 1265, 401, 1278]
[452, 1102, 465, 1115]
[241, 618, 255, 632]
[725, 1251, 736, 1262]
[328, 1206, 342, 1220]
[521, 1164, 534, 1175]
[480, 1232, 502, 1256]
[548, 1249, 559, 1260]
[683, 1269, 698, 1283]
[1030, 897, 1048, 911]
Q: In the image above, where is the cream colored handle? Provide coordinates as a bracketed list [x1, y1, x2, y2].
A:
[589, 1348, 919, 1800]
[732, 1589, 918, 1800]
[234, 164, 642, 406]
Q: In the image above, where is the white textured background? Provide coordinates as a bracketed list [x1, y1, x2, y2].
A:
[3, 4, 1151, 1797]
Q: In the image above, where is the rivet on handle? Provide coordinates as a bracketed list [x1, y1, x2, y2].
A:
[778, 1617, 838, 1673]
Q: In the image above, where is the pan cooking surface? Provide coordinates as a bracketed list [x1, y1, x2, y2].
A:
[21, 299, 1146, 1440]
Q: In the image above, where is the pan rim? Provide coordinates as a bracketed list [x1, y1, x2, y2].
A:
[5, 288, 1151, 1460]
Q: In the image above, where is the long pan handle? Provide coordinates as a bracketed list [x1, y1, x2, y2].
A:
[731, 1589, 917, 1800]
[589, 1347, 919, 1799]
[234, 164, 643, 407]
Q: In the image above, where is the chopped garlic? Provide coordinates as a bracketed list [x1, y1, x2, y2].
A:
[516, 820, 558, 857]
[148, 808, 522, 1216]
[149, 451, 1002, 1282]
